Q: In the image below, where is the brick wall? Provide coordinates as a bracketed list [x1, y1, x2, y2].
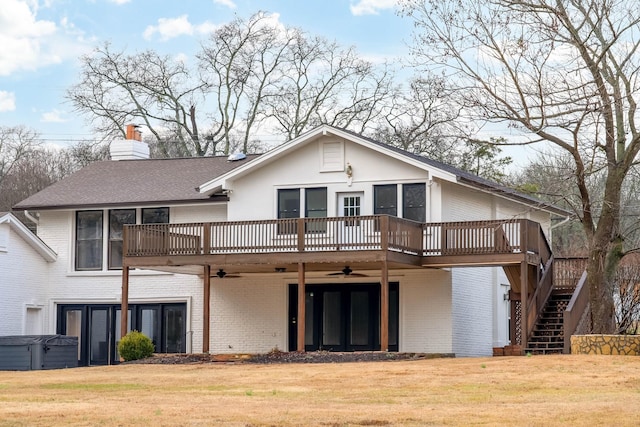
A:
[400, 270, 453, 353]
[210, 277, 287, 353]
[0, 222, 50, 335]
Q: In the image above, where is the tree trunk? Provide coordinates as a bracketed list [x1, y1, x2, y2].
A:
[587, 241, 621, 334]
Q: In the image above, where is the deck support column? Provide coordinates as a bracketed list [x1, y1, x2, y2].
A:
[380, 260, 389, 352]
[297, 262, 306, 352]
[120, 266, 129, 341]
[520, 260, 528, 355]
[203, 265, 211, 354]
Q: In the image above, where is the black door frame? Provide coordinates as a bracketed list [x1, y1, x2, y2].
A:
[288, 282, 399, 352]
[57, 302, 187, 366]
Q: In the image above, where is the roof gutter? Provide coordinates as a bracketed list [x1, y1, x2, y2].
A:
[23, 210, 40, 225]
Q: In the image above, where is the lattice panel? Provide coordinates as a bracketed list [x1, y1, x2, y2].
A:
[513, 300, 522, 345]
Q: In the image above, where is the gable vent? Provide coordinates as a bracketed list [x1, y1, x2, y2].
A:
[320, 140, 344, 172]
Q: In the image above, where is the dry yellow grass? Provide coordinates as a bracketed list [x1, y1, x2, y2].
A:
[0, 355, 638, 426]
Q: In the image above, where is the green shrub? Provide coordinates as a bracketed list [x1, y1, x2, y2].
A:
[118, 330, 155, 361]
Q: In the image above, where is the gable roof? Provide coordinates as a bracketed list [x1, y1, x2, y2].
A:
[198, 125, 571, 217]
[13, 155, 259, 211]
[0, 212, 57, 262]
[13, 125, 568, 217]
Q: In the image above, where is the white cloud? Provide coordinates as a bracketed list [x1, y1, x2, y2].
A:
[143, 15, 217, 41]
[0, 0, 58, 75]
[109, 0, 131, 4]
[0, 91, 16, 112]
[0, 0, 90, 76]
[41, 109, 67, 123]
[213, 0, 236, 9]
[350, 0, 397, 16]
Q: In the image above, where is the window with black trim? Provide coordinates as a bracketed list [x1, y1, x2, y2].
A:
[374, 184, 398, 216]
[403, 183, 426, 222]
[278, 189, 300, 234]
[75, 207, 170, 272]
[108, 209, 136, 270]
[75, 211, 104, 271]
[305, 188, 327, 233]
[142, 207, 169, 224]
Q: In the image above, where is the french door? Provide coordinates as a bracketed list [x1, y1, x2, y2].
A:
[58, 303, 186, 366]
[288, 283, 399, 352]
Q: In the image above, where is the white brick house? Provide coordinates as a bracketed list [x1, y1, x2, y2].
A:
[13, 125, 568, 365]
[0, 212, 56, 336]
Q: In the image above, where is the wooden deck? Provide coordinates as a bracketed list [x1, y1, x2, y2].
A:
[123, 216, 550, 273]
[121, 215, 555, 354]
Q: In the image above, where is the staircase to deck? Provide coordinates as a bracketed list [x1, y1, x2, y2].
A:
[501, 257, 587, 356]
[525, 292, 572, 354]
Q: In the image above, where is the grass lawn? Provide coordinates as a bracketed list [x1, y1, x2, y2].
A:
[0, 354, 638, 426]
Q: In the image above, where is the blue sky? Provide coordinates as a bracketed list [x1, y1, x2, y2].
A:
[0, 0, 410, 146]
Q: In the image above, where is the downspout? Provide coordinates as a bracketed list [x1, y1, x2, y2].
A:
[551, 215, 572, 230]
[24, 210, 39, 226]
[549, 215, 572, 242]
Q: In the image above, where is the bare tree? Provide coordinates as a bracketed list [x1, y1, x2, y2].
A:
[67, 43, 207, 156]
[400, 0, 640, 332]
[197, 12, 295, 155]
[67, 12, 395, 157]
[374, 76, 460, 154]
[265, 33, 394, 140]
[0, 126, 41, 195]
[371, 76, 511, 181]
[510, 150, 590, 255]
[2, 141, 109, 214]
[613, 257, 640, 334]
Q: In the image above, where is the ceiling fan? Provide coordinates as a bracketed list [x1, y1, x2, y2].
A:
[213, 268, 241, 278]
[327, 266, 368, 277]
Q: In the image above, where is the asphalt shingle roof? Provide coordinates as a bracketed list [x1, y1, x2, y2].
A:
[13, 125, 569, 217]
[13, 155, 259, 211]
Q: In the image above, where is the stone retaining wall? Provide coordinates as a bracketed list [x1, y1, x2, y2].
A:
[571, 335, 640, 355]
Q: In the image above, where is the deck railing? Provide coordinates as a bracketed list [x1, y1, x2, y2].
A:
[563, 270, 589, 353]
[553, 257, 588, 292]
[124, 216, 544, 259]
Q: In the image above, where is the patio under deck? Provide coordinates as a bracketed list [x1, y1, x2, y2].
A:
[121, 216, 552, 353]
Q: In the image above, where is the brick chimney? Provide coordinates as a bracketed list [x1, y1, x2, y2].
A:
[110, 124, 149, 160]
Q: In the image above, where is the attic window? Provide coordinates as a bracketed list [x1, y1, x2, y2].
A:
[319, 141, 344, 172]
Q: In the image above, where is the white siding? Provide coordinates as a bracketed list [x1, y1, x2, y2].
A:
[451, 268, 494, 356]
[0, 222, 50, 335]
[441, 182, 503, 356]
[227, 137, 430, 221]
[172, 204, 227, 223]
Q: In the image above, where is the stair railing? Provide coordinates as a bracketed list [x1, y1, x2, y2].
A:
[527, 255, 555, 341]
[563, 270, 589, 354]
[525, 221, 555, 342]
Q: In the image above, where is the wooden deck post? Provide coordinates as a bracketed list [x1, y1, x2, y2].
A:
[120, 266, 129, 341]
[380, 259, 389, 352]
[203, 223, 211, 254]
[297, 262, 306, 352]
[520, 260, 528, 355]
[203, 264, 211, 354]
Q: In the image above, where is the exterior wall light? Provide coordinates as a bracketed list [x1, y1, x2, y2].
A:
[346, 162, 353, 186]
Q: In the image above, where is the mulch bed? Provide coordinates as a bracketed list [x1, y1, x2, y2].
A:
[127, 351, 452, 365]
